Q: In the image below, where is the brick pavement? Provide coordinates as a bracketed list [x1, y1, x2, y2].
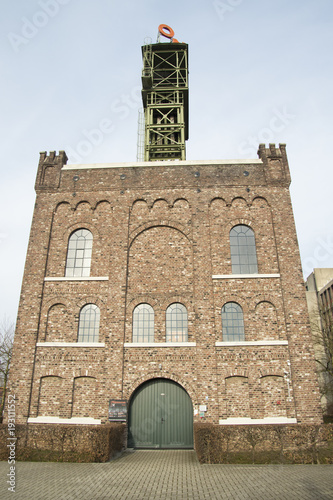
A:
[1, 450, 333, 500]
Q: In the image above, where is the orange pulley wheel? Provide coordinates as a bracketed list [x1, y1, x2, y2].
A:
[158, 24, 175, 39]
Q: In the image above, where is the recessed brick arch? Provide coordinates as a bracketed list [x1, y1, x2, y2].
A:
[219, 296, 249, 314]
[37, 375, 64, 417]
[45, 303, 72, 342]
[259, 368, 285, 379]
[39, 297, 74, 342]
[224, 369, 249, 379]
[74, 200, 93, 212]
[127, 296, 158, 314]
[224, 375, 250, 418]
[62, 222, 100, 242]
[54, 201, 73, 214]
[129, 219, 191, 242]
[172, 197, 191, 209]
[76, 296, 105, 309]
[230, 196, 249, 208]
[227, 218, 256, 231]
[128, 226, 193, 299]
[209, 197, 227, 207]
[131, 199, 150, 216]
[72, 369, 99, 379]
[160, 295, 191, 312]
[72, 376, 98, 418]
[151, 198, 171, 209]
[251, 196, 271, 208]
[94, 199, 111, 208]
[126, 371, 197, 406]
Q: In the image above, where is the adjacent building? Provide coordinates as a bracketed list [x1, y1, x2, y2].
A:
[306, 268, 333, 416]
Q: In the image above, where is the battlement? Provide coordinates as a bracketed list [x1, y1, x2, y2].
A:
[39, 150, 68, 165]
[258, 143, 287, 160]
[35, 150, 68, 191]
[257, 143, 291, 185]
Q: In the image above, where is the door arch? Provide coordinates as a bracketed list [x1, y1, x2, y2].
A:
[128, 378, 193, 449]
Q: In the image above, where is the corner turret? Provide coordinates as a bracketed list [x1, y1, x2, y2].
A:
[258, 143, 291, 185]
[35, 150, 68, 191]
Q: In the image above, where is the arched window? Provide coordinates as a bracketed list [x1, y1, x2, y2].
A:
[230, 225, 258, 274]
[221, 302, 245, 341]
[78, 304, 100, 342]
[132, 304, 154, 342]
[166, 303, 188, 342]
[65, 229, 93, 277]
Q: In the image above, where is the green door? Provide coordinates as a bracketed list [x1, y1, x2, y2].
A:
[128, 379, 193, 449]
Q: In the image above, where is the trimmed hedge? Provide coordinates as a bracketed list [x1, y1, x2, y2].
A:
[194, 423, 333, 464]
[0, 423, 126, 462]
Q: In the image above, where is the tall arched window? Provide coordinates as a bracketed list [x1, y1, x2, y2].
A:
[78, 304, 100, 342]
[166, 303, 188, 342]
[65, 229, 93, 277]
[132, 304, 154, 342]
[230, 225, 258, 274]
[221, 302, 245, 341]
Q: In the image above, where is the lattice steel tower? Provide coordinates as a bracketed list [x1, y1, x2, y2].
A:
[141, 25, 189, 161]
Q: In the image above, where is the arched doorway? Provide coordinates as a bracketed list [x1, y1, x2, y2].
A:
[128, 378, 193, 449]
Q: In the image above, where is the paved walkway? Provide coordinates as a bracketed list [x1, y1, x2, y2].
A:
[1, 450, 333, 500]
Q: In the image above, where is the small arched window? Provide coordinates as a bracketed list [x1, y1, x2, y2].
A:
[166, 303, 188, 342]
[230, 225, 258, 274]
[78, 304, 100, 342]
[221, 302, 245, 341]
[65, 229, 93, 277]
[132, 304, 154, 342]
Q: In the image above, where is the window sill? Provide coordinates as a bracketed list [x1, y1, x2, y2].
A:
[44, 277, 109, 281]
[215, 340, 288, 346]
[213, 274, 280, 279]
[36, 342, 105, 347]
[124, 342, 196, 348]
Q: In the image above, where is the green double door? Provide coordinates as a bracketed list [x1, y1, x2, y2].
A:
[128, 379, 193, 449]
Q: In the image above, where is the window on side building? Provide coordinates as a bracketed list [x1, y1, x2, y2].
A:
[166, 303, 188, 342]
[78, 304, 100, 342]
[230, 225, 258, 274]
[221, 302, 245, 341]
[132, 304, 154, 342]
[65, 229, 93, 277]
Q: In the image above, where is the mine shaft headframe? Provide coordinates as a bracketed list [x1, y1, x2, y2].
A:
[141, 24, 189, 161]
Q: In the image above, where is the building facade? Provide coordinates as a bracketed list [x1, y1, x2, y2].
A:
[306, 268, 333, 415]
[7, 32, 323, 448]
[6, 145, 322, 447]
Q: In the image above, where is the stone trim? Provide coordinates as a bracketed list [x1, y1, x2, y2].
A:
[27, 417, 101, 424]
[36, 342, 105, 347]
[213, 274, 280, 279]
[124, 342, 196, 348]
[215, 340, 288, 347]
[44, 277, 109, 281]
[219, 417, 297, 425]
[63, 159, 263, 170]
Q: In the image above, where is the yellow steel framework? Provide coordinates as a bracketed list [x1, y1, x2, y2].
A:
[141, 42, 189, 161]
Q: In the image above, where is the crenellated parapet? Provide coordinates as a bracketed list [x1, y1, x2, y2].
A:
[35, 150, 68, 191]
[257, 143, 291, 185]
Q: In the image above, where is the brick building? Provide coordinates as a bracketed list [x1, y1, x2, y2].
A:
[7, 31, 322, 448]
[306, 269, 333, 415]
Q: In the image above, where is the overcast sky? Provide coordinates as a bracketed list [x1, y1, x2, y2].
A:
[1, 0, 333, 322]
